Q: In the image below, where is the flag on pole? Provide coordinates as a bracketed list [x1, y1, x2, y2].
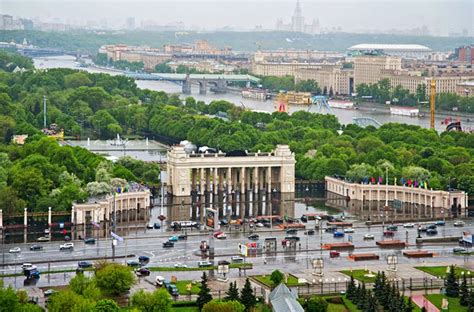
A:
[425, 181, 428, 189]
[407, 179, 412, 187]
[378, 176, 383, 184]
[111, 231, 124, 242]
[371, 177, 375, 184]
[394, 177, 397, 185]
[401, 177, 406, 186]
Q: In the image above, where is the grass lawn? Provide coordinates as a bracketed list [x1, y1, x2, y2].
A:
[174, 280, 201, 295]
[341, 296, 361, 312]
[340, 269, 377, 283]
[327, 303, 349, 312]
[253, 274, 302, 288]
[425, 294, 467, 311]
[415, 266, 474, 278]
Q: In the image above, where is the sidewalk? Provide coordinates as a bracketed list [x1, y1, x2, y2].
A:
[412, 295, 440, 312]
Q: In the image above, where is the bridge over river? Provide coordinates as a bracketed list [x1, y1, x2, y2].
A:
[125, 72, 260, 95]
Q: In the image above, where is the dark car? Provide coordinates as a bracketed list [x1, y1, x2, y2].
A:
[136, 268, 151, 276]
[178, 234, 188, 240]
[78, 261, 93, 268]
[64, 235, 71, 241]
[427, 224, 437, 230]
[304, 230, 315, 235]
[163, 241, 174, 248]
[435, 220, 445, 226]
[386, 225, 398, 231]
[286, 229, 298, 235]
[30, 245, 43, 251]
[84, 238, 96, 245]
[153, 223, 161, 229]
[325, 227, 337, 233]
[426, 228, 438, 235]
[285, 236, 300, 241]
[167, 284, 179, 296]
[127, 260, 141, 267]
[248, 234, 259, 240]
[138, 255, 150, 263]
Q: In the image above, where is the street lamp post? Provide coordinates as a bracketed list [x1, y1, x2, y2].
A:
[385, 166, 389, 207]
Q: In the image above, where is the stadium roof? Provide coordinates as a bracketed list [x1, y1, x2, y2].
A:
[348, 44, 431, 52]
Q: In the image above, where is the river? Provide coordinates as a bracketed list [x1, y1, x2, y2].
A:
[34, 55, 473, 132]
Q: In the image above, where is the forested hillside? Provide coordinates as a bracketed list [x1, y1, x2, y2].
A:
[0, 51, 472, 215]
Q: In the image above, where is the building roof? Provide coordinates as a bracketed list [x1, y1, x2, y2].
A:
[269, 284, 304, 312]
[348, 44, 431, 52]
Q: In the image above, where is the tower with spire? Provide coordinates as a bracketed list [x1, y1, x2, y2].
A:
[291, 0, 304, 32]
[276, 1, 320, 34]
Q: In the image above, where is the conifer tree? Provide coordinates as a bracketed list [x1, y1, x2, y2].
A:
[346, 276, 356, 300]
[405, 297, 415, 312]
[357, 283, 367, 310]
[196, 272, 213, 310]
[224, 281, 239, 302]
[445, 265, 459, 297]
[460, 274, 469, 306]
[240, 278, 256, 311]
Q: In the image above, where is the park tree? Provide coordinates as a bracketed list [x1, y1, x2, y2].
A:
[47, 290, 95, 312]
[445, 265, 459, 297]
[202, 300, 245, 312]
[240, 278, 256, 311]
[270, 270, 284, 287]
[69, 273, 101, 301]
[224, 281, 240, 302]
[95, 263, 135, 295]
[460, 273, 469, 306]
[363, 290, 378, 312]
[131, 288, 172, 312]
[197, 272, 213, 310]
[93, 299, 120, 312]
[64, 72, 93, 89]
[305, 296, 328, 312]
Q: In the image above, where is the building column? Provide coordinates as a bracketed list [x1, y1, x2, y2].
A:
[205, 168, 211, 193]
[213, 168, 219, 195]
[24, 207, 27, 228]
[240, 167, 246, 193]
[48, 206, 52, 226]
[227, 167, 232, 194]
[200, 168, 205, 195]
[259, 167, 264, 192]
[267, 166, 272, 193]
[253, 167, 259, 193]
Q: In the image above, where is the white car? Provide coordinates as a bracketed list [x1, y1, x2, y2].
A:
[344, 228, 355, 233]
[37, 236, 50, 242]
[364, 234, 375, 240]
[174, 263, 188, 268]
[216, 233, 227, 239]
[9, 247, 21, 253]
[256, 222, 264, 228]
[155, 276, 165, 286]
[21, 263, 37, 270]
[59, 242, 74, 250]
[403, 223, 415, 228]
[454, 221, 465, 227]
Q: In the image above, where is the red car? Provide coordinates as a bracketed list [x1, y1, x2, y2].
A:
[383, 230, 395, 237]
[330, 251, 340, 258]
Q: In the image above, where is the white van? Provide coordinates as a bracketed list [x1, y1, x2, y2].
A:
[155, 276, 166, 286]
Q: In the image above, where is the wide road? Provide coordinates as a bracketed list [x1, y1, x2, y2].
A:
[0, 219, 471, 288]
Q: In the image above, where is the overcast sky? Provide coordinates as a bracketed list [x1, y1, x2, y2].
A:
[2, 0, 473, 36]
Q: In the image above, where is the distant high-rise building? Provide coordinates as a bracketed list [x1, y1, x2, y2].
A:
[276, 1, 320, 35]
[126, 17, 135, 30]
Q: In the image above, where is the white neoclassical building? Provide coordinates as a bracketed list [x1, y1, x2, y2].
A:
[325, 176, 467, 211]
[73, 190, 151, 226]
[167, 145, 295, 197]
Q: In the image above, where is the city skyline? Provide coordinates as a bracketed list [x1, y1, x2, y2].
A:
[1, 0, 472, 36]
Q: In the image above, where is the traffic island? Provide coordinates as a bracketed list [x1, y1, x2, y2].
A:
[403, 250, 434, 258]
[322, 242, 355, 250]
[376, 240, 406, 248]
[251, 273, 304, 288]
[348, 253, 380, 261]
